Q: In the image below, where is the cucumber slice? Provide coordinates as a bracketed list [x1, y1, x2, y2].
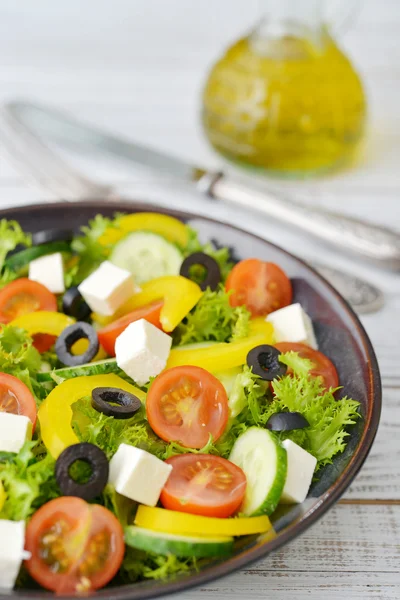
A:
[125, 526, 233, 558]
[37, 358, 119, 383]
[229, 427, 287, 516]
[6, 241, 71, 273]
[110, 232, 183, 284]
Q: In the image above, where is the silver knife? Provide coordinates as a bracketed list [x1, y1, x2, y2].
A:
[4, 100, 400, 272]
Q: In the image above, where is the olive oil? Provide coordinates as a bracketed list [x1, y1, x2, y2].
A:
[202, 30, 366, 176]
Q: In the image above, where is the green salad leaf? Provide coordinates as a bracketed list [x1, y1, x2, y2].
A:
[0, 324, 49, 403]
[0, 219, 31, 290]
[214, 354, 360, 470]
[120, 547, 196, 583]
[184, 227, 234, 282]
[173, 286, 250, 345]
[67, 214, 121, 286]
[0, 219, 31, 269]
[0, 441, 58, 521]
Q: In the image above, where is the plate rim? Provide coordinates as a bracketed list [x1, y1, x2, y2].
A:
[0, 200, 382, 600]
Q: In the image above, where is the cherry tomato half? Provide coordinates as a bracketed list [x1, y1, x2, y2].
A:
[146, 366, 229, 449]
[0, 372, 37, 430]
[0, 278, 57, 352]
[275, 342, 339, 390]
[226, 259, 292, 317]
[98, 300, 163, 356]
[25, 497, 125, 595]
[161, 454, 247, 518]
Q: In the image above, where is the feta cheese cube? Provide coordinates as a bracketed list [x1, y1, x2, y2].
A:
[29, 252, 65, 294]
[115, 318, 172, 386]
[0, 413, 32, 453]
[280, 439, 317, 504]
[78, 261, 134, 316]
[266, 303, 318, 349]
[0, 520, 26, 589]
[109, 443, 172, 506]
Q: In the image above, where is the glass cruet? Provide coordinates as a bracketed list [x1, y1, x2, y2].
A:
[202, 0, 367, 177]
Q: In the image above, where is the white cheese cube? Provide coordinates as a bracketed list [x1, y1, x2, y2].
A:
[266, 303, 318, 349]
[0, 520, 26, 589]
[280, 439, 317, 504]
[0, 413, 32, 453]
[115, 318, 172, 386]
[78, 261, 134, 316]
[29, 252, 65, 294]
[108, 443, 172, 506]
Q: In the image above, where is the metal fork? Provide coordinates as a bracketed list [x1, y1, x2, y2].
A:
[0, 105, 384, 314]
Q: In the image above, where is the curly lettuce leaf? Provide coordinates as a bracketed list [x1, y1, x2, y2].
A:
[67, 214, 121, 286]
[0, 219, 31, 270]
[174, 286, 250, 345]
[214, 355, 360, 470]
[72, 397, 166, 460]
[120, 547, 196, 583]
[0, 324, 50, 404]
[184, 227, 234, 282]
[0, 441, 58, 521]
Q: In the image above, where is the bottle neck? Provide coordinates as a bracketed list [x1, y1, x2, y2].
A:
[250, 0, 326, 57]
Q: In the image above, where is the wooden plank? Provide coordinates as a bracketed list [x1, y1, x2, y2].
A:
[166, 504, 400, 600]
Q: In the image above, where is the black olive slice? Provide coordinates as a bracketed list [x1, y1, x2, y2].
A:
[55, 322, 99, 366]
[32, 228, 74, 246]
[247, 344, 287, 381]
[92, 387, 142, 419]
[55, 442, 109, 500]
[180, 252, 221, 291]
[266, 411, 310, 432]
[62, 287, 91, 320]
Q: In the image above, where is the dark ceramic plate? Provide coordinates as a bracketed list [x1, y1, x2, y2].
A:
[0, 201, 381, 600]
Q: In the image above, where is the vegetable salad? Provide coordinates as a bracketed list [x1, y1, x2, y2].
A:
[0, 213, 361, 594]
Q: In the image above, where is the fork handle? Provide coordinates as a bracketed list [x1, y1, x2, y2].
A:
[209, 176, 400, 270]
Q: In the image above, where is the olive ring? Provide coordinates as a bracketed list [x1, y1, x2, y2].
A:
[55, 322, 99, 367]
[246, 344, 287, 381]
[55, 442, 109, 501]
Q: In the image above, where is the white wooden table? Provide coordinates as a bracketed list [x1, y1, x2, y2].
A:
[0, 1, 399, 598]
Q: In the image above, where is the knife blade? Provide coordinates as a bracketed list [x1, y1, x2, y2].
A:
[5, 100, 400, 271]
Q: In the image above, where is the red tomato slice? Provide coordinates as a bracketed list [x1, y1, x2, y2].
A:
[0, 372, 37, 430]
[0, 278, 58, 352]
[226, 258, 292, 317]
[146, 366, 229, 449]
[161, 454, 246, 518]
[25, 497, 125, 594]
[98, 300, 163, 356]
[275, 342, 339, 390]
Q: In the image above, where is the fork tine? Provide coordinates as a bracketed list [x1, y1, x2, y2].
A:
[0, 106, 111, 201]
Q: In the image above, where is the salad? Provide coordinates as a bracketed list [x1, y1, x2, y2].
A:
[0, 212, 361, 594]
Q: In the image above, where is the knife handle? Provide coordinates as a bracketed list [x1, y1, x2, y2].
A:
[208, 175, 400, 271]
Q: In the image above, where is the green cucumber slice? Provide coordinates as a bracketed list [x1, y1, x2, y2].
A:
[6, 241, 71, 273]
[229, 427, 287, 516]
[110, 231, 183, 284]
[125, 526, 233, 558]
[37, 358, 119, 383]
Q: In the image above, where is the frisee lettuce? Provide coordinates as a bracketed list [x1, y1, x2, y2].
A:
[120, 547, 196, 583]
[184, 227, 234, 282]
[0, 324, 50, 405]
[173, 286, 250, 346]
[0, 441, 58, 521]
[0, 219, 31, 270]
[214, 353, 361, 470]
[66, 214, 122, 286]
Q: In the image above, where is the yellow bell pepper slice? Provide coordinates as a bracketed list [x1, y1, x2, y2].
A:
[99, 212, 189, 248]
[38, 374, 146, 459]
[10, 311, 106, 361]
[135, 506, 273, 537]
[11, 311, 75, 337]
[249, 317, 276, 341]
[0, 481, 6, 511]
[167, 326, 274, 372]
[111, 276, 202, 333]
